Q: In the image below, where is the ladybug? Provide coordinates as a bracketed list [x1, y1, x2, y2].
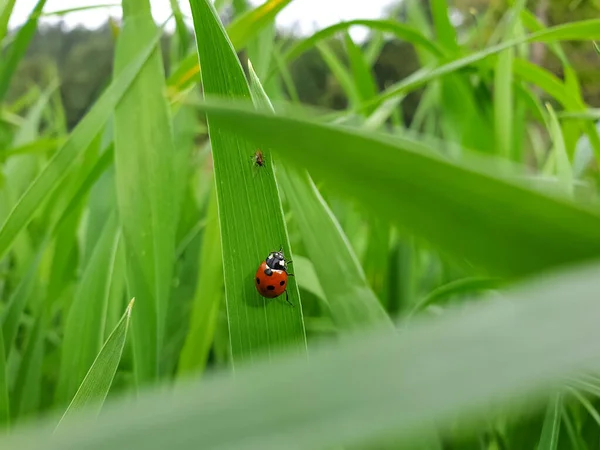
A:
[255, 247, 294, 306]
[253, 149, 265, 167]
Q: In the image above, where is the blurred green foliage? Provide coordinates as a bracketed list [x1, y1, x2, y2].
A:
[8, 0, 597, 132]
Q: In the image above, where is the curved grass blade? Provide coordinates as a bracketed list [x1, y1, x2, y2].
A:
[55, 298, 135, 430]
[275, 19, 444, 80]
[407, 277, 502, 317]
[0, 21, 166, 264]
[113, 0, 179, 385]
[189, 99, 600, 278]
[56, 213, 120, 405]
[188, 0, 307, 363]
[248, 62, 391, 331]
[7, 261, 600, 449]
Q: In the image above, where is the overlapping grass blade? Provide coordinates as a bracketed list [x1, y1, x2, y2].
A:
[537, 394, 562, 450]
[316, 42, 361, 107]
[0, 241, 45, 356]
[248, 63, 391, 331]
[344, 32, 378, 114]
[493, 3, 522, 159]
[177, 184, 223, 376]
[188, 0, 306, 363]
[189, 99, 600, 278]
[0, 21, 165, 264]
[368, 19, 600, 112]
[55, 298, 135, 430]
[56, 213, 120, 405]
[545, 103, 572, 196]
[276, 20, 444, 76]
[167, 0, 294, 91]
[113, 0, 179, 385]
[6, 260, 600, 449]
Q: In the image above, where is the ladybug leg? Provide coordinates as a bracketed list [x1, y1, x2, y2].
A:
[284, 290, 294, 308]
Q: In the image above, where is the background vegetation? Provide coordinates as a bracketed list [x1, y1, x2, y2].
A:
[2, 0, 600, 448]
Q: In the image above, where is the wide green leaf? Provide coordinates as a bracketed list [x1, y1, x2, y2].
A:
[186, 99, 600, 278]
[5, 260, 600, 448]
[114, 0, 181, 383]
[188, 0, 307, 363]
[112, 0, 179, 385]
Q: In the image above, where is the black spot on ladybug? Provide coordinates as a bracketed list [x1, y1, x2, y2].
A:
[267, 285, 275, 291]
[256, 277, 260, 284]
[280, 280, 285, 286]
[264, 268, 273, 276]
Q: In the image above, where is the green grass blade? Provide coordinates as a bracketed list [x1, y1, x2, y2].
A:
[189, 99, 600, 278]
[292, 255, 325, 301]
[407, 277, 502, 317]
[364, 31, 385, 67]
[227, 0, 293, 51]
[56, 213, 120, 405]
[430, 0, 457, 52]
[545, 103, 573, 197]
[0, 0, 46, 102]
[494, 16, 516, 158]
[8, 261, 600, 449]
[276, 164, 392, 330]
[188, 0, 307, 363]
[113, 0, 179, 384]
[0, 0, 17, 44]
[177, 184, 223, 376]
[513, 59, 575, 109]
[343, 32, 378, 113]
[0, 241, 45, 356]
[316, 41, 361, 107]
[55, 298, 135, 430]
[12, 309, 46, 419]
[0, 21, 165, 264]
[248, 61, 391, 331]
[0, 327, 9, 429]
[537, 394, 562, 450]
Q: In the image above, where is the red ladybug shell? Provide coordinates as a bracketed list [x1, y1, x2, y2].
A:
[255, 261, 288, 298]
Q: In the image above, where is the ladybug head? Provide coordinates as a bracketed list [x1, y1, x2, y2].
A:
[266, 247, 288, 272]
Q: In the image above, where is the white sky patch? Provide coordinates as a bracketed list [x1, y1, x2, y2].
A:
[8, 0, 395, 41]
